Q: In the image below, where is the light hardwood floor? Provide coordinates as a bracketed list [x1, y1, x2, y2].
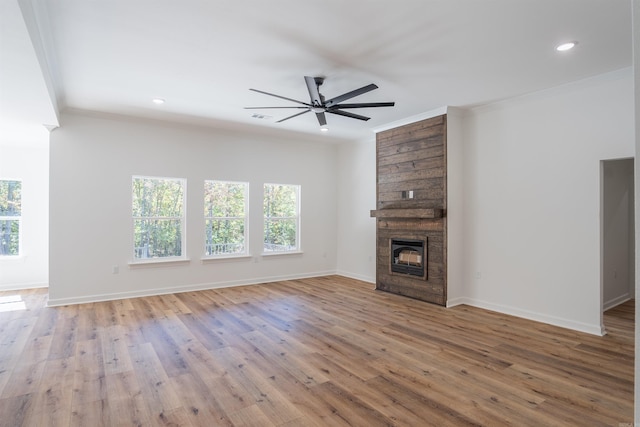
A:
[0, 276, 633, 426]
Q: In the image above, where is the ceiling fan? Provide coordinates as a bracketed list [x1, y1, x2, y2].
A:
[245, 76, 395, 127]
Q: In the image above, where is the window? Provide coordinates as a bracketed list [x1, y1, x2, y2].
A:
[132, 176, 185, 260]
[204, 180, 248, 256]
[263, 183, 300, 253]
[0, 180, 21, 256]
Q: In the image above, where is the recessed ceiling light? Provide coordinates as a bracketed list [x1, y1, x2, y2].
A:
[152, 98, 165, 105]
[556, 42, 577, 52]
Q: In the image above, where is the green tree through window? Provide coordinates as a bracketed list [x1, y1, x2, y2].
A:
[204, 180, 248, 256]
[132, 176, 185, 260]
[264, 183, 300, 252]
[0, 180, 21, 256]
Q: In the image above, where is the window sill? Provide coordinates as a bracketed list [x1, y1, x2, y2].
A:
[0, 255, 26, 263]
[261, 250, 304, 258]
[128, 258, 191, 269]
[201, 254, 252, 264]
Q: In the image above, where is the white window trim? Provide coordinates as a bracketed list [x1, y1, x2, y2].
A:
[202, 252, 251, 261]
[201, 254, 252, 264]
[263, 183, 301, 254]
[131, 175, 187, 263]
[261, 250, 304, 257]
[128, 257, 191, 268]
[204, 180, 249, 258]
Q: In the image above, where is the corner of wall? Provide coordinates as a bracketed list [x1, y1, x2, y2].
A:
[446, 109, 465, 303]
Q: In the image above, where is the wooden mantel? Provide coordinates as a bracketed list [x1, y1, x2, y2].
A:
[370, 208, 444, 219]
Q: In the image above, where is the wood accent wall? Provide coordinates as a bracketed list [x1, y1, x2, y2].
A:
[373, 115, 447, 305]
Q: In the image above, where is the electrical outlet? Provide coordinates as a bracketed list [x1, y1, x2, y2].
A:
[402, 190, 415, 199]
[112, 265, 119, 274]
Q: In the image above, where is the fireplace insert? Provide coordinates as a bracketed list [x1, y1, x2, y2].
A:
[391, 238, 426, 277]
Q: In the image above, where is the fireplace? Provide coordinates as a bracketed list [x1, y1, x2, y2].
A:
[391, 238, 426, 278]
[371, 114, 447, 305]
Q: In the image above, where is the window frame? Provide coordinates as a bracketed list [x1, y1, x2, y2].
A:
[131, 175, 187, 263]
[203, 179, 249, 259]
[263, 183, 301, 254]
[0, 179, 22, 258]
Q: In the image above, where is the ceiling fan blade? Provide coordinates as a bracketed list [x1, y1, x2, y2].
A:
[327, 109, 371, 121]
[249, 88, 310, 106]
[328, 102, 395, 109]
[324, 83, 378, 107]
[244, 106, 309, 109]
[304, 76, 323, 105]
[315, 112, 327, 126]
[276, 109, 311, 123]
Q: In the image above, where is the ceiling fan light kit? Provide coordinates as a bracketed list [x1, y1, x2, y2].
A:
[245, 76, 395, 128]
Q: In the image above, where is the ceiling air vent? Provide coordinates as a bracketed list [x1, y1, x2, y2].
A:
[251, 113, 273, 120]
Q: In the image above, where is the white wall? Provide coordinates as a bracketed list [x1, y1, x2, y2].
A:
[446, 108, 465, 303]
[602, 158, 634, 309]
[462, 68, 635, 335]
[48, 111, 338, 305]
[336, 137, 377, 283]
[633, 0, 639, 421]
[0, 129, 49, 290]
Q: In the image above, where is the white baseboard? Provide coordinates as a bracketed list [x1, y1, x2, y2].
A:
[42, 274, 607, 336]
[46, 270, 337, 307]
[0, 282, 48, 291]
[445, 297, 466, 308]
[446, 297, 605, 336]
[335, 270, 375, 284]
[603, 293, 631, 311]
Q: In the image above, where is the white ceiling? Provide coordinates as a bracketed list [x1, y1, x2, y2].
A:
[3, 0, 633, 143]
[0, 0, 58, 144]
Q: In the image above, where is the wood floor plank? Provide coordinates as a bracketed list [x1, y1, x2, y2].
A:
[263, 368, 362, 427]
[227, 404, 276, 427]
[0, 279, 633, 426]
[47, 306, 79, 360]
[0, 316, 37, 370]
[128, 342, 184, 420]
[240, 329, 330, 387]
[0, 393, 33, 427]
[153, 406, 194, 426]
[26, 357, 75, 426]
[168, 372, 234, 426]
[71, 339, 106, 411]
[21, 387, 72, 427]
[100, 325, 134, 375]
[69, 398, 112, 427]
[219, 347, 306, 426]
[14, 334, 51, 367]
[75, 304, 99, 341]
[1, 360, 46, 398]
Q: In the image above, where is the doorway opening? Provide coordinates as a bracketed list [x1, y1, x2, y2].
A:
[601, 158, 635, 331]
